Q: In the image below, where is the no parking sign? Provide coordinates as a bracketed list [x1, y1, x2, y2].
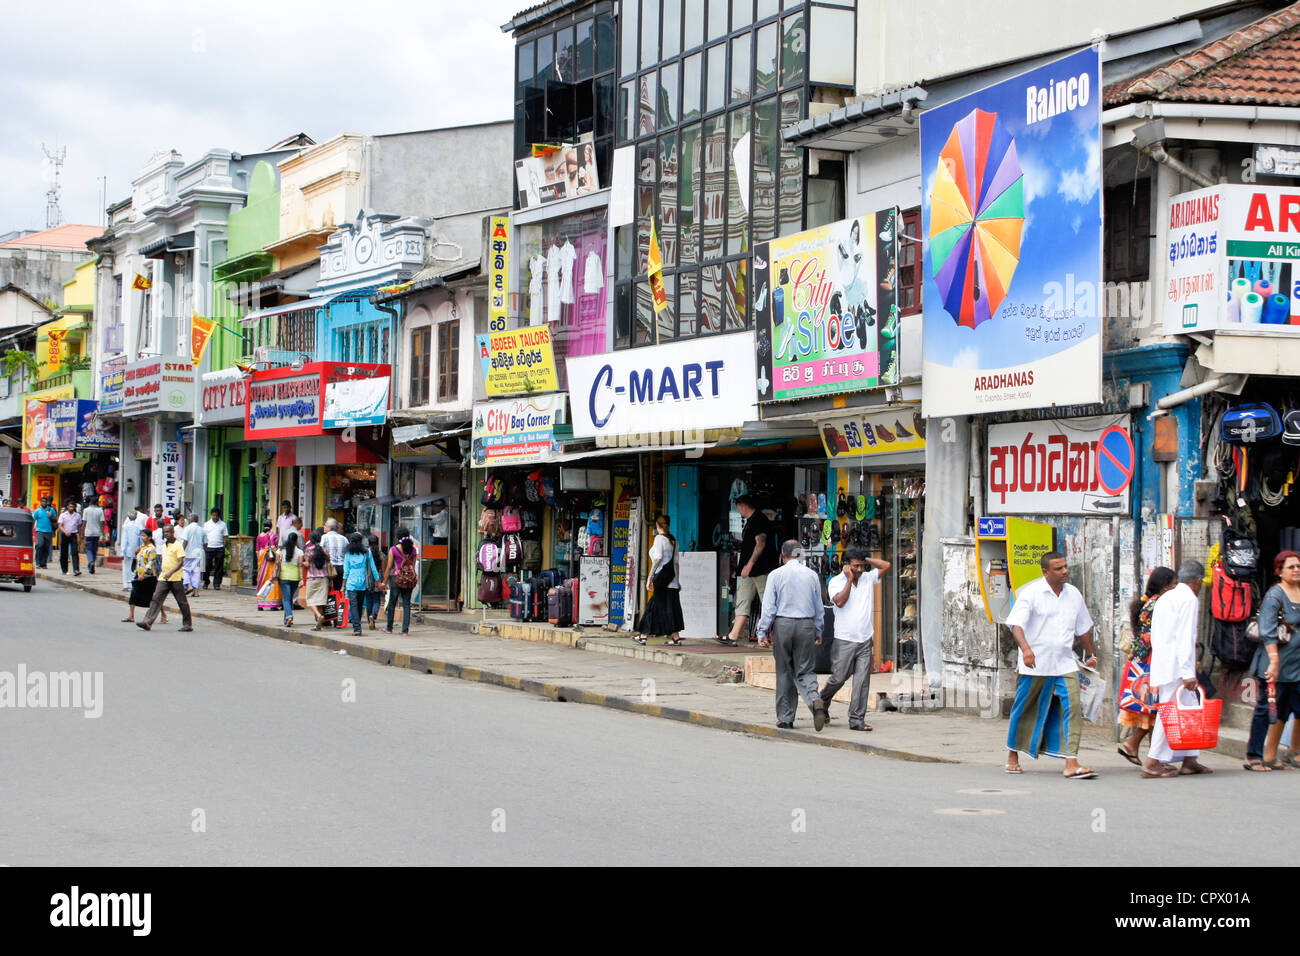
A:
[1097, 426, 1136, 497]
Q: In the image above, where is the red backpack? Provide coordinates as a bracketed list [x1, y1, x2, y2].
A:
[1211, 564, 1252, 622]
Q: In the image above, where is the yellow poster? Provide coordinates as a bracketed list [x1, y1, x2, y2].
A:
[488, 216, 510, 333]
[44, 328, 67, 375]
[818, 406, 926, 458]
[1005, 516, 1055, 592]
[21, 384, 75, 461]
[475, 324, 559, 395]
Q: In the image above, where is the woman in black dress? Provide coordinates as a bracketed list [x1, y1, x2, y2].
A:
[635, 514, 685, 646]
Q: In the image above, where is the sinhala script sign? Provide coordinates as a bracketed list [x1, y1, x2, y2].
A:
[987, 414, 1133, 515]
[565, 331, 757, 438]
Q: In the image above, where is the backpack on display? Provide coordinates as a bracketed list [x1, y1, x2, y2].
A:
[1212, 619, 1255, 671]
[1220, 404, 1282, 442]
[525, 470, 543, 503]
[477, 539, 503, 572]
[501, 505, 523, 533]
[1222, 526, 1259, 580]
[478, 572, 503, 605]
[1282, 410, 1300, 446]
[481, 475, 505, 508]
[478, 508, 501, 537]
[541, 474, 556, 505]
[520, 507, 541, 538]
[393, 551, 418, 590]
[521, 539, 542, 570]
[1210, 564, 1252, 622]
[502, 533, 524, 570]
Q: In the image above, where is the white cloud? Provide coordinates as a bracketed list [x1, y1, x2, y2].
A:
[951, 345, 980, 369]
[1058, 144, 1101, 204]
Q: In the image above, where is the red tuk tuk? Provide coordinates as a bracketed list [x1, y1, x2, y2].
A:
[0, 507, 36, 591]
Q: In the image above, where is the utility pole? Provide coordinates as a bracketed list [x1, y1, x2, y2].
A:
[43, 143, 66, 229]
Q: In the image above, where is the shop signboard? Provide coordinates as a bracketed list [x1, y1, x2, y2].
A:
[818, 405, 926, 459]
[986, 414, 1132, 515]
[609, 477, 633, 625]
[44, 400, 78, 452]
[678, 551, 717, 639]
[752, 209, 900, 403]
[31, 472, 58, 509]
[21, 385, 75, 465]
[476, 325, 560, 395]
[122, 357, 196, 417]
[470, 393, 564, 467]
[566, 331, 757, 439]
[99, 356, 125, 413]
[199, 368, 249, 427]
[160, 440, 183, 516]
[245, 362, 389, 439]
[1164, 184, 1300, 332]
[323, 375, 390, 428]
[128, 419, 153, 460]
[514, 141, 600, 209]
[920, 46, 1103, 418]
[578, 556, 610, 625]
[45, 399, 118, 452]
[488, 216, 509, 332]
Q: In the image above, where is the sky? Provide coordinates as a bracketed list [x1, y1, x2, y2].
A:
[0, 0, 525, 232]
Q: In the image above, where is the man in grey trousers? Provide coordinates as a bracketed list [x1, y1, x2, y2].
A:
[821, 546, 891, 731]
[757, 540, 827, 731]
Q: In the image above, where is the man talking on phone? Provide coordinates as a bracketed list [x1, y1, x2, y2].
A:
[820, 547, 891, 731]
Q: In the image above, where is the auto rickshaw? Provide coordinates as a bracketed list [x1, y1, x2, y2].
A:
[0, 506, 36, 592]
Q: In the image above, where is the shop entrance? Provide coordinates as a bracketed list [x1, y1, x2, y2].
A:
[327, 465, 377, 534]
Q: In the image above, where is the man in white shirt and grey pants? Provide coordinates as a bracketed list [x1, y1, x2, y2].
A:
[202, 508, 229, 590]
[757, 541, 828, 732]
[81, 500, 105, 574]
[821, 546, 891, 731]
[1144, 560, 1214, 777]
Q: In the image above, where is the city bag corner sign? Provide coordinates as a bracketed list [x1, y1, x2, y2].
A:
[566, 331, 758, 438]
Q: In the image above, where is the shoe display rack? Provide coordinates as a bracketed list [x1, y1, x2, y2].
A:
[881, 474, 924, 673]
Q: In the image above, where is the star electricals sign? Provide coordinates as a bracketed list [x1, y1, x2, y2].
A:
[565, 331, 758, 439]
[122, 359, 197, 417]
[245, 362, 390, 439]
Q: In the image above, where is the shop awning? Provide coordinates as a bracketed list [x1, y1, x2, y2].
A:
[395, 494, 452, 507]
[140, 232, 196, 259]
[241, 292, 339, 327]
[356, 494, 404, 507]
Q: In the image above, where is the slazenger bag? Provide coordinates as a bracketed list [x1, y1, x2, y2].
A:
[1221, 403, 1281, 442]
[1210, 564, 1252, 622]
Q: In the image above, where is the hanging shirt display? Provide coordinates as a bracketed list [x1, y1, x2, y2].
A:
[582, 250, 604, 294]
[558, 239, 577, 305]
[528, 254, 545, 325]
[546, 244, 563, 324]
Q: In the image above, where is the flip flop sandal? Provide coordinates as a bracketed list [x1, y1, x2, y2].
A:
[837, 493, 848, 518]
[632, 634, 647, 645]
[663, 637, 683, 646]
[1064, 769, 1098, 779]
[855, 495, 867, 520]
[713, 636, 738, 646]
[1140, 766, 1178, 778]
[1242, 760, 1274, 772]
[1003, 765, 1024, 774]
[840, 521, 851, 546]
[817, 493, 827, 516]
[1117, 746, 1142, 767]
[821, 520, 833, 544]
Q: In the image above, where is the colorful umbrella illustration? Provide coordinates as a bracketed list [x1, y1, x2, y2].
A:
[928, 108, 1025, 329]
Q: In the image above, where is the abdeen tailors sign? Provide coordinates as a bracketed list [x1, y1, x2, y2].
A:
[245, 362, 389, 440]
[920, 46, 1102, 418]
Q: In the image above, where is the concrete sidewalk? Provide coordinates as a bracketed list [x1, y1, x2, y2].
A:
[33, 567, 1238, 774]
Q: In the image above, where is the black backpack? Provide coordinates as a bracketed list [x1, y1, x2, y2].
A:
[1222, 526, 1259, 581]
[1212, 620, 1255, 671]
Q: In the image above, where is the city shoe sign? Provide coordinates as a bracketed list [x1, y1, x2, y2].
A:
[565, 332, 757, 439]
[199, 368, 249, 426]
[986, 414, 1133, 515]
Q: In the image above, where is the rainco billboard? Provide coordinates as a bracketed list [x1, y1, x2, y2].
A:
[920, 46, 1103, 417]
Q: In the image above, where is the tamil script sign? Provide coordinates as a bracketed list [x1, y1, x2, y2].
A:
[986, 414, 1132, 515]
[565, 331, 757, 439]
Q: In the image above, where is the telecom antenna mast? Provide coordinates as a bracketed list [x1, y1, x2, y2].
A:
[43, 143, 66, 229]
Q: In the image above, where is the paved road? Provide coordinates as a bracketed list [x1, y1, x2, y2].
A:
[1, 583, 1292, 865]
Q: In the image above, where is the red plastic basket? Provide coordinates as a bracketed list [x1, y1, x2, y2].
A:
[1156, 685, 1222, 750]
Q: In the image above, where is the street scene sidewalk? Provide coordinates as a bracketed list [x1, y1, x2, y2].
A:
[36, 566, 1239, 775]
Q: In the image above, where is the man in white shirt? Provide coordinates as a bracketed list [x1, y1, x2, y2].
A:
[276, 500, 297, 544]
[1004, 551, 1100, 779]
[321, 517, 349, 592]
[202, 508, 229, 590]
[81, 499, 105, 574]
[820, 547, 891, 731]
[182, 513, 206, 596]
[1144, 560, 1214, 777]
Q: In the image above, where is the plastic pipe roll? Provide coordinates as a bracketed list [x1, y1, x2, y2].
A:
[1226, 297, 1241, 322]
[1264, 293, 1290, 324]
[1232, 277, 1253, 303]
[1255, 278, 1273, 298]
[1241, 291, 1265, 324]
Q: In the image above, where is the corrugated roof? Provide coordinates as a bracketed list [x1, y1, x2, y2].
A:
[0, 224, 101, 252]
[1106, 1, 1300, 106]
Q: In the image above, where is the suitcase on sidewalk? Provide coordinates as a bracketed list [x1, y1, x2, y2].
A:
[527, 576, 547, 621]
[540, 568, 563, 590]
[509, 580, 530, 620]
[547, 583, 574, 627]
